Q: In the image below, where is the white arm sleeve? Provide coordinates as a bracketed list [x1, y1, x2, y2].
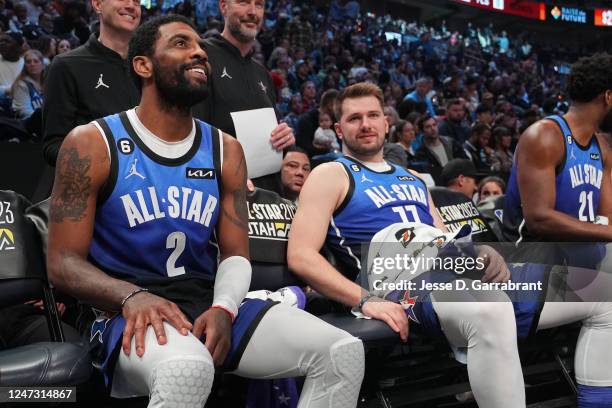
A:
[213, 256, 252, 319]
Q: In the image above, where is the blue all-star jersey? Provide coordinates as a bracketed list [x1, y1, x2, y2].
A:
[88, 111, 222, 284]
[327, 156, 433, 279]
[504, 115, 604, 243]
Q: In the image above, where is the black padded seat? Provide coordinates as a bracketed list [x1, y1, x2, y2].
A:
[0, 342, 91, 387]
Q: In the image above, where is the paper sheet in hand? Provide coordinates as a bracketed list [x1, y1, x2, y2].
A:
[230, 108, 281, 179]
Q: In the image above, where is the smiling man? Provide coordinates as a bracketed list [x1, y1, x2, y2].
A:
[42, 0, 142, 168]
[47, 15, 364, 408]
[193, 0, 296, 191]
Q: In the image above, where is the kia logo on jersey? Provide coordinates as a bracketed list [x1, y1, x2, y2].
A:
[186, 168, 216, 179]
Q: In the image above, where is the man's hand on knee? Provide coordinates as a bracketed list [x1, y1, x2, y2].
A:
[192, 308, 232, 367]
[362, 298, 409, 342]
[122, 292, 193, 357]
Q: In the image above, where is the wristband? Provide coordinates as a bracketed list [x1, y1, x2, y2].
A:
[120, 288, 149, 308]
[357, 294, 374, 313]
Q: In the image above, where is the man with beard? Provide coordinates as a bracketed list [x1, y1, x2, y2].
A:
[193, 0, 295, 191]
[288, 83, 528, 408]
[47, 16, 364, 408]
[289, 82, 612, 408]
[504, 53, 612, 244]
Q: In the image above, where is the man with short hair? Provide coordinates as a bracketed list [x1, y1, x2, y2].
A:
[476, 104, 494, 127]
[441, 159, 478, 199]
[403, 77, 435, 117]
[0, 32, 24, 98]
[438, 98, 470, 144]
[47, 15, 364, 408]
[289, 81, 612, 408]
[463, 122, 493, 171]
[414, 113, 464, 183]
[288, 82, 527, 408]
[279, 146, 311, 202]
[42, 0, 141, 166]
[192, 0, 295, 191]
[504, 53, 612, 244]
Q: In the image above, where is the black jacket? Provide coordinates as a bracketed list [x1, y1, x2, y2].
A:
[192, 35, 276, 137]
[42, 35, 139, 166]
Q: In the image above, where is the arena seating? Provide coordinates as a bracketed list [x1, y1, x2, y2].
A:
[0, 190, 91, 387]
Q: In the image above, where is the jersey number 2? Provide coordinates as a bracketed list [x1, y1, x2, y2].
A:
[578, 191, 595, 222]
[166, 231, 186, 276]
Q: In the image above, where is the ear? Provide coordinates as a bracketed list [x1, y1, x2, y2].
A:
[457, 174, 465, 186]
[219, 0, 228, 16]
[334, 122, 343, 140]
[132, 55, 153, 82]
[91, 0, 102, 15]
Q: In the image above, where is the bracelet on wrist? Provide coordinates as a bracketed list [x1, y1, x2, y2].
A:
[209, 305, 235, 321]
[120, 288, 149, 308]
[357, 294, 374, 313]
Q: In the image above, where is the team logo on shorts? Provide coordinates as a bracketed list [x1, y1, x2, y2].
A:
[350, 164, 361, 172]
[590, 153, 600, 161]
[186, 168, 216, 179]
[397, 175, 415, 181]
[395, 227, 415, 248]
[400, 291, 420, 323]
[0, 228, 15, 251]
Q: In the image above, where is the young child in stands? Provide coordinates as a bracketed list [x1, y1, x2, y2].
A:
[313, 112, 340, 153]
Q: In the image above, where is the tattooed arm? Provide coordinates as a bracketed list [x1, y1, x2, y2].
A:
[47, 124, 141, 310]
[48, 125, 193, 357]
[216, 133, 249, 260]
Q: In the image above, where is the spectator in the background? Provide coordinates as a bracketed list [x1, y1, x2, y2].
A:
[313, 111, 339, 154]
[329, 0, 360, 22]
[300, 80, 316, 114]
[383, 106, 399, 128]
[282, 93, 302, 131]
[296, 88, 338, 158]
[475, 104, 494, 127]
[389, 119, 416, 160]
[287, 6, 312, 53]
[279, 146, 311, 202]
[34, 35, 56, 64]
[414, 113, 465, 182]
[9, 2, 35, 32]
[42, 0, 141, 166]
[490, 125, 514, 179]
[498, 30, 509, 54]
[403, 77, 436, 117]
[0, 0, 9, 31]
[438, 98, 470, 144]
[11, 49, 44, 121]
[463, 122, 493, 171]
[384, 119, 415, 168]
[52, 1, 90, 45]
[288, 59, 312, 92]
[38, 12, 54, 35]
[0, 32, 25, 101]
[55, 38, 70, 55]
[193, 0, 296, 190]
[477, 176, 505, 204]
[441, 159, 478, 199]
